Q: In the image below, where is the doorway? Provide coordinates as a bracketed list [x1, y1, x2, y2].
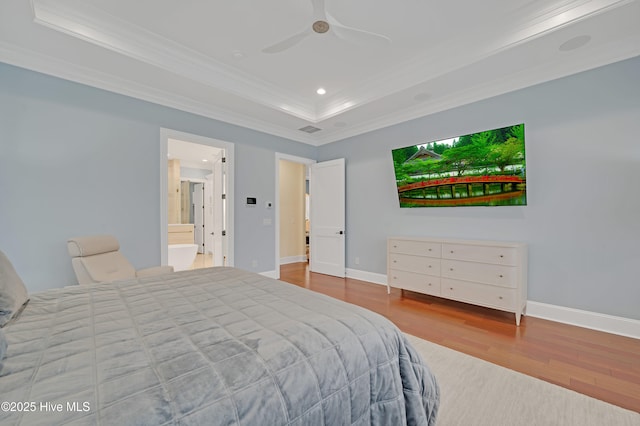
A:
[161, 129, 234, 268]
[275, 153, 315, 279]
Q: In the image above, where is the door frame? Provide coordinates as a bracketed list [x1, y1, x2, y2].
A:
[204, 174, 214, 255]
[192, 182, 205, 254]
[275, 153, 316, 279]
[210, 153, 225, 266]
[160, 128, 234, 267]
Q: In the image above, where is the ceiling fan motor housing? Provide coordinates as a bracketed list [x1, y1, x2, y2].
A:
[312, 20, 330, 34]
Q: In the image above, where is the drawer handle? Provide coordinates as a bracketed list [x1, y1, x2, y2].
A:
[427, 283, 432, 286]
[498, 296, 503, 300]
[449, 268, 454, 271]
[428, 265, 432, 268]
[500, 255, 504, 258]
[450, 250, 454, 253]
[393, 260, 397, 263]
[393, 245, 397, 248]
[499, 274, 504, 278]
[428, 248, 432, 251]
[449, 287, 454, 290]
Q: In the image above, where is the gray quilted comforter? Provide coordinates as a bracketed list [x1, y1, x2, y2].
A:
[0, 267, 439, 425]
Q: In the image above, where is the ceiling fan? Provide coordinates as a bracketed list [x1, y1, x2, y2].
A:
[262, 0, 391, 54]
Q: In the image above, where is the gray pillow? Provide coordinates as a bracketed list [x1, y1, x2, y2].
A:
[0, 250, 29, 327]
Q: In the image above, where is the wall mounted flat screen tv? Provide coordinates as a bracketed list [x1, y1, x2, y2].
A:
[392, 123, 526, 207]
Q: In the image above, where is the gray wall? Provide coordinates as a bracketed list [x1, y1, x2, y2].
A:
[0, 62, 315, 291]
[235, 144, 277, 272]
[2, 57, 639, 320]
[318, 56, 640, 320]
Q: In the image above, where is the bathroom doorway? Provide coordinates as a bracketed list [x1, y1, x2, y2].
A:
[160, 129, 234, 269]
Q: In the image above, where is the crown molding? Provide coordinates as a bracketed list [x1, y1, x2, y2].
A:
[31, 0, 316, 121]
[0, 41, 319, 146]
[314, 41, 640, 145]
[3, 34, 637, 148]
[4, 0, 638, 147]
[28, 0, 634, 128]
[315, 0, 633, 123]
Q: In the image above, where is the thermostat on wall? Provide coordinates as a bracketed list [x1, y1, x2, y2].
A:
[246, 197, 257, 206]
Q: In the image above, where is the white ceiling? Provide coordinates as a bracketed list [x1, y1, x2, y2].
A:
[1, 0, 639, 146]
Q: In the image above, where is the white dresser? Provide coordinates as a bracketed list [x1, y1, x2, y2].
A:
[387, 236, 527, 325]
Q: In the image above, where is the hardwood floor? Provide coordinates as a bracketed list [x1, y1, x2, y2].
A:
[280, 262, 640, 413]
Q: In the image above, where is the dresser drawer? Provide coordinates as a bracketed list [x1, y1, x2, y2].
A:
[388, 269, 440, 296]
[387, 236, 526, 325]
[389, 239, 441, 258]
[441, 259, 517, 288]
[389, 253, 440, 275]
[441, 278, 516, 311]
[442, 243, 518, 266]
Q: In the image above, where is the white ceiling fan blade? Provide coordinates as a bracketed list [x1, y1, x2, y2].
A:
[332, 24, 391, 45]
[310, 0, 328, 20]
[327, 12, 391, 46]
[262, 28, 312, 54]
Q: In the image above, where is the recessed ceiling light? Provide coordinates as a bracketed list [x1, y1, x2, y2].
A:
[316, 88, 326, 95]
[202, 159, 208, 162]
[559, 35, 591, 52]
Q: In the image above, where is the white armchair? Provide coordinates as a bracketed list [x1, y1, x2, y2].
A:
[67, 235, 173, 284]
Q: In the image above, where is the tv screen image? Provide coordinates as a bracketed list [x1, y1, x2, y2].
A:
[392, 123, 526, 207]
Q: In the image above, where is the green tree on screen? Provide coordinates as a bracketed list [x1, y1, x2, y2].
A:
[490, 137, 525, 172]
[392, 146, 418, 164]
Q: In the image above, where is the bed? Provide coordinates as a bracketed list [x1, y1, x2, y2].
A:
[0, 264, 439, 425]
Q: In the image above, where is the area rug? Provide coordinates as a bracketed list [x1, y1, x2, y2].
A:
[405, 333, 640, 426]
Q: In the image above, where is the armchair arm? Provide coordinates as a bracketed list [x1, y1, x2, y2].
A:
[136, 265, 174, 278]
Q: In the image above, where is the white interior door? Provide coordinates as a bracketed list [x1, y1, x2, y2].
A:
[309, 158, 345, 277]
[193, 183, 205, 253]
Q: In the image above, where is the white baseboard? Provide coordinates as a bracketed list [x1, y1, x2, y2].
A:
[280, 255, 307, 265]
[526, 301, 640, 340]
[259, 270, 278, 279]
[344, 269, 639, 339]
[345, 268, 387, 286]
[278, 266, 639, 340]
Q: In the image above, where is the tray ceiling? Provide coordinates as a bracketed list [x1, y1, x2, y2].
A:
[1, 0, 639, 145]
